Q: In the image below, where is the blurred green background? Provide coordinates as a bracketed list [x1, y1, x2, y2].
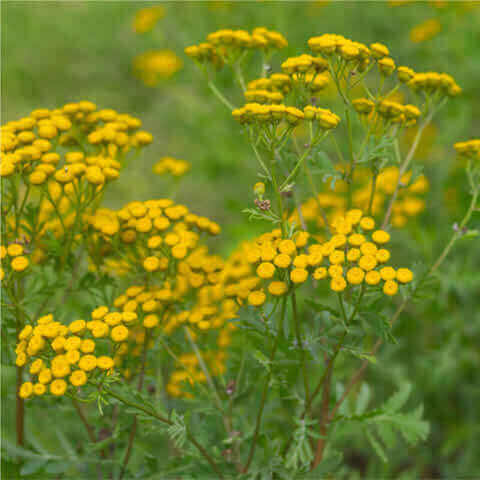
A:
[2, 1, 480, 477]
[3, 0, 479, 252]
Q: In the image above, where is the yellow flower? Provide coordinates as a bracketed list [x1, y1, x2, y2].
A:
[376, 249, 391, 263]
[257, 262, 275, 279]
[330, 276, 347, 292]
[29, 170, 47, 185]
[329, 250, 345, 265]
[397, 268, 413, 283]
[92, 306, 109, 320]
[365, 270, 381, 285]
[30, 358, 44, 375]
[111, 325, 129, 342]
[97, 356, 114, 370]
[144, 256, 160, 272]
[133, 5, 165, 34]
[33, 383, 46, 396]
[268, 281, 288, 296]
[144, 314, 159, 328]
[16, 352, 27, 367]
[80, 339, 96, 354]
[248, 290, 266, 307]
[346, 248, 361, 262]
[66, 350, 80, 364]
[278, 239, 296, 255]
[65, 336, 82, 351]
[410, 18, 441, 44]
[372, 230, 390, 244]
[50, 379, 67, 396]
[326, 262, 342, 276]
[19, 382, 34, 399]
[290, 268, 308, 284]
[313, 267, 327, 280]
[359, 217, 375, 230]
[347, 267, 365, 285]
[378, 57, 396, 76]
[38, 368, 52, 384]
[133, 50, 183, 86]
[11, 256, 29, 272]
[380, 266, 396, 281]
[348, 234, 366, 247]
[70, 370, 87, 387]
[274, 254, 291, 268]
[253, 182, 265, 196]
[79, 355, 97, 372]
[69, 319, 86, 334]
[383, 280, 399, 296]
[358, 255, 377, 272]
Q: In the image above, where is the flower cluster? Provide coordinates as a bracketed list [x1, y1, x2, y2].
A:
[184, 27, 287, 67]
[232, 103, 340, 130]
[1, 102, 151, 259]
[16, 313, 116, 399]
[87, 199, 220, 276]
[0, 243, 30, 280]
[314, 210, 413, 295]
[132, 5, 165, 34]
[454, 139, 480, 161]
[133, 50, 183, 86]
[153, 156, 191, 177]
[239, 209, 414, 308]
[243, 229, 313, 307]
[407, 71, 461, 97]
[353, 98, 421, 128]
[292, 166, 429, 231]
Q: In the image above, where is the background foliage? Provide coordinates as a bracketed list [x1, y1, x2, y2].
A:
[2, 1, 480, 478]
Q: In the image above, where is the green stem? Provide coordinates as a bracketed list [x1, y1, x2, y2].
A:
[208, 80, 235, 111]
[243, 297, 287, 473]
[292, 291, 310, 402]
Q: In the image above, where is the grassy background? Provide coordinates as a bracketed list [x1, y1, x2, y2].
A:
[2, 1, 480, 477]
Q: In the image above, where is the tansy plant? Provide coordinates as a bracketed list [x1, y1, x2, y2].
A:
[1, 30, 479, 480]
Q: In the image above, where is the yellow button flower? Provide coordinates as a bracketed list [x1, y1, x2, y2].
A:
[248, 290, 266, 307]
[365, 270, 381, 285]
[397, 268, 413, 283]
[347, 267, 365, 285]
[313, 267, 327, 280]
[372, 230, 390, 244]
[257, 262, 275, 279]
[70, 370, 88, 387]
[290, 268, 308, 284]
[383, 280, 398, 296]
[19, 382, 34, 399]
[11, 256, 29, 272]
[50, 379, 68, 396]
[268, 281, 288, 296]
[330, 276, 347, 292]
[111, 325, 129, 342]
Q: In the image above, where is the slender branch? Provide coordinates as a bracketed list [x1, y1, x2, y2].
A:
[382, 113, 433, 228]
[72, 398, 97, 444]
[119, 332, 150, 480]
[243, 297, 286, 473]
[208, 80, 235, 111]
[292, 291, 310, 402]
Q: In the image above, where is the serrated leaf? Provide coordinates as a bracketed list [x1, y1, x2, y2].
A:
[384, 383, 412, 412]
[366, 429, 388, 463]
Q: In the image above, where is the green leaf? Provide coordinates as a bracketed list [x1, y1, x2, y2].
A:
[366, 429, 388, 463]
[384, 383, 412, 412]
